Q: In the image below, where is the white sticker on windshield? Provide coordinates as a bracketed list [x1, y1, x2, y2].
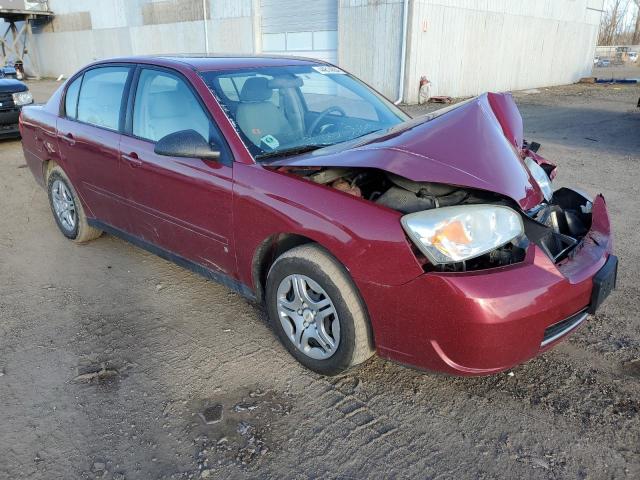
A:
[260, 134, 280, 150]
[312, 66, 345, 75]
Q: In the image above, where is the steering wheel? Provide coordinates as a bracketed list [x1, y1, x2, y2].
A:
[307, 106, 347, 135]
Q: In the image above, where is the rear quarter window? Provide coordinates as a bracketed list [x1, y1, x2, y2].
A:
[64, 75, 82, 119]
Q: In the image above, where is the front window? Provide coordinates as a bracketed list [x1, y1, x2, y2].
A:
[202, 65, 408, 159]
[132, 68, 212, 143]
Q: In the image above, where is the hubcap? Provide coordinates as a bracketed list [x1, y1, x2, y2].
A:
[276, 274, 340, 360]
[51, 179, 77, 232]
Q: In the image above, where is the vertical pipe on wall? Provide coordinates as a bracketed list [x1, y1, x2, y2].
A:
[394, 0, 409, 104]
[202, 0, 210, 54]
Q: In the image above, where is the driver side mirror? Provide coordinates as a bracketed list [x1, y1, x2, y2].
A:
[154, 129, 220, 160]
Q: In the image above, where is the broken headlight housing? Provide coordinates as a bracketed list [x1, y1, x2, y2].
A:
[525, 157, 553, 201]
[401, 205, 524, 265]
[12, 90, 33, 106]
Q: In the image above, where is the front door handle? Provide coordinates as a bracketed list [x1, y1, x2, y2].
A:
[121, 151, 143, 167]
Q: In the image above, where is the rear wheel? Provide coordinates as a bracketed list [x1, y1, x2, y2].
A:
[266, 244, 374, 375]
[47, 166, 102, 243]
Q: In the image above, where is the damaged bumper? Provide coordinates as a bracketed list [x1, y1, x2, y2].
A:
[359, 191, 615, 375]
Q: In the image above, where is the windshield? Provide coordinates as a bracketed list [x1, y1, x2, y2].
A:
[202, 65, 409, 159]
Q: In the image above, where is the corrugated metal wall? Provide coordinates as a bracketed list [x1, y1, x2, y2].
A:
[405, 0, 603, 101]
[2, 0, 603, 103]
[338, 0, 603, 102]
[338, 0, 405, 100]
[260, 0, 338, 63]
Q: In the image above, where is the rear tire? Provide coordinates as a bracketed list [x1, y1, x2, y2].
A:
[266, 244, 374, 375]
[47, 166, 102, 243]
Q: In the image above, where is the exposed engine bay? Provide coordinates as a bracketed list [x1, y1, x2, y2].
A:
[276, 166, 505, 210]
[275, 162, 593, 273]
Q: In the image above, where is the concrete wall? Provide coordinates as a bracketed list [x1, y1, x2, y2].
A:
[28, 0, 255, 77]
[338, 0, 604, 102]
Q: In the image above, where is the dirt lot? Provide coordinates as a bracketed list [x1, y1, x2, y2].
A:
[1, 80, 639, 480]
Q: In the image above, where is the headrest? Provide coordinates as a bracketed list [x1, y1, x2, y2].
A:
[149, 90, 188, 119]
[240, 77, 273, 102]
[268, 75, 303, 89]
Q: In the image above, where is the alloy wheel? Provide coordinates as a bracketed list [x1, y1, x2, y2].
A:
[276, 274, 341, 360]
[51, 179, 77, 232]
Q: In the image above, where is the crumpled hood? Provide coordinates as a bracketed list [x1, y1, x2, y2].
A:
[270, 93, 544, 210]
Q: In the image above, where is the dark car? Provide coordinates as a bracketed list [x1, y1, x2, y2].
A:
[1, 64, 17, 79]
[19, 56, 617, 376]
[0, 77, 33, 138]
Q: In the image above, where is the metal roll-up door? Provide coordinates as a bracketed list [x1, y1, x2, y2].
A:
[260, 0, 338, 64]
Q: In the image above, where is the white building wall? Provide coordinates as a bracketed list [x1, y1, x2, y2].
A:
[260, 0, 339, 63]
[339, 0, 604, 102]
[338, 0, 405, 100]
[3, 0, 603, 103]
[29, 0, 255, 78]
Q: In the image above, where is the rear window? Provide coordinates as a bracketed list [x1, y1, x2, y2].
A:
[77, 66, 130, 130]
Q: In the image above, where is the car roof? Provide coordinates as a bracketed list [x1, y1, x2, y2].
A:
[90, 54, 328, 72]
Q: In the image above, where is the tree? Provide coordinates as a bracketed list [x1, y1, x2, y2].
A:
[633, 0, 640, 45]
[598, 0, 631, 45]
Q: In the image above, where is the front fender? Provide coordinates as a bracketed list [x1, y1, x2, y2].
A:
[232, 163, 424, 293]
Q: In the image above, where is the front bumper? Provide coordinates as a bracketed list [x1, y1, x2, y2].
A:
[0, 108, 20, 138]
[359, 193, 614, 375]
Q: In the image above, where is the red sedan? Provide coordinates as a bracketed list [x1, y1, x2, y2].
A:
[19, 56, 617, 375]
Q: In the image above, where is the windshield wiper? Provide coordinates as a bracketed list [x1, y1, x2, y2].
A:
[255, 144, 331, 161]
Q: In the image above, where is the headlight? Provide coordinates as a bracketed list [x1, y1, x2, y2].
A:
[12, 90, 33, 106]
[525, 157, 553, 201]
[401, 205, 524, 264]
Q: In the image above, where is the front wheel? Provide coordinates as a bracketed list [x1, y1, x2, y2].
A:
[266, 244, 374, 375]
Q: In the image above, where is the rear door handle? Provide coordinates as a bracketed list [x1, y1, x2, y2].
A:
[60, 132, 75, 146]
[121, 151, 143, 167]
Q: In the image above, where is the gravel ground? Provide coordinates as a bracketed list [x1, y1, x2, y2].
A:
[1, 80, 639, 480]
[592, 63, 640, 81]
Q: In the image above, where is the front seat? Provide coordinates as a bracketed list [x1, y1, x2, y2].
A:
[147, 88, 209, 142]
[236, 77, 291, 147]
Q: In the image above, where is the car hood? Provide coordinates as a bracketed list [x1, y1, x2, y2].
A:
[269, 93, 544, 210]
[0, 78, 27, 93]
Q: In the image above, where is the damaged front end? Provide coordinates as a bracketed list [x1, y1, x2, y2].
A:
[522, 187, 593, 264]
[272, 147, 594, 274]
[267, 93, 603, 275]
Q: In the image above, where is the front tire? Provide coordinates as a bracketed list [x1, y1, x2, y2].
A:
[47, 166, 102, 243]
[266, 244, 375, 375]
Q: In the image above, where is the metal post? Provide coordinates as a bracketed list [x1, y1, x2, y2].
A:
[25, 18, 41, 79]
[0, 8, 51, 78]
[394, 0, 410, 105]
[1, 25, 9, 59]
[202, 0, 209, 54]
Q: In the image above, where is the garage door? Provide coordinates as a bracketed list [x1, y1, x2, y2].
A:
[260, 0, 338, 64]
